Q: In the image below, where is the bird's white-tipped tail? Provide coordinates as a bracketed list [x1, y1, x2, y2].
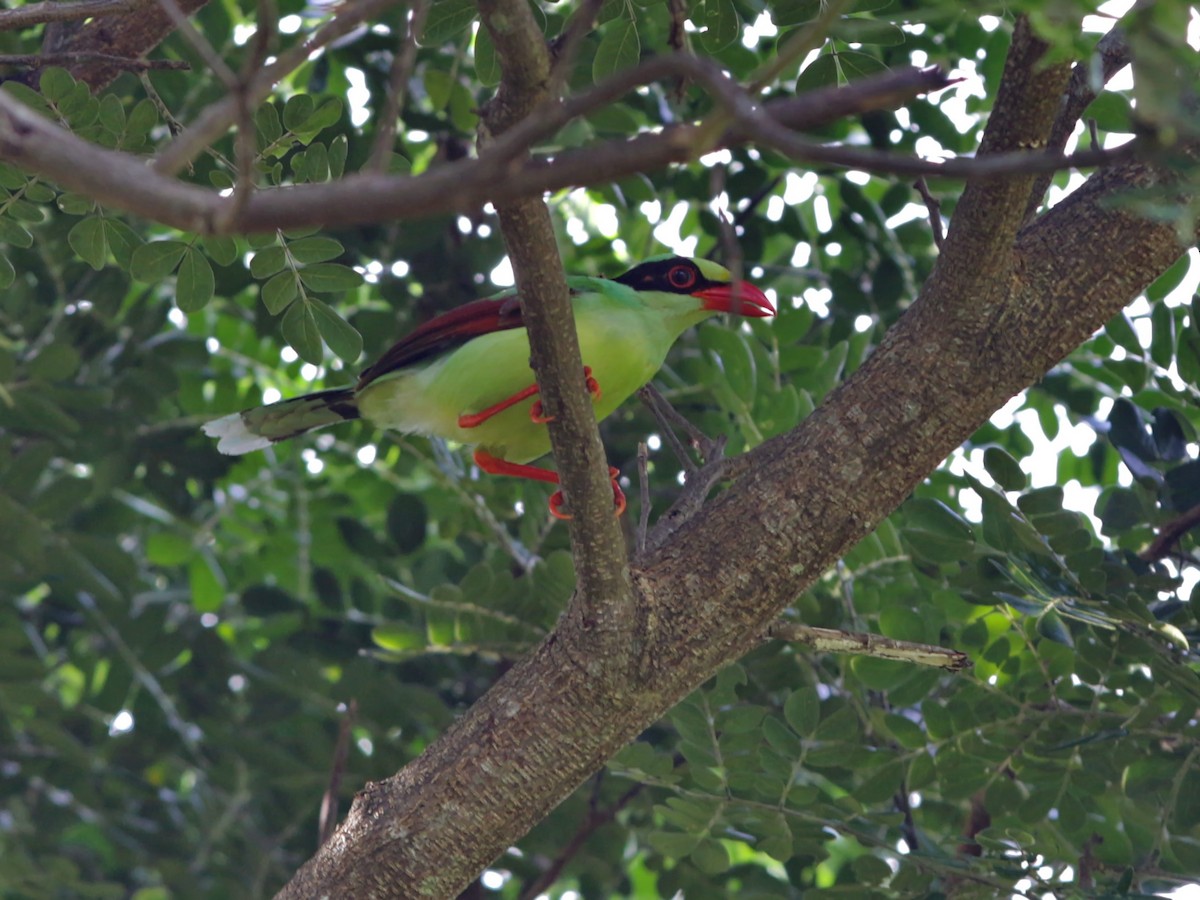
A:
[202, 388, 360, 455]
[202, 413, 274, 455]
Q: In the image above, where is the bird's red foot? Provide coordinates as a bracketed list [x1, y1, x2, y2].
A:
[530, 367, 601, 424]
[547, 467, 625, 520]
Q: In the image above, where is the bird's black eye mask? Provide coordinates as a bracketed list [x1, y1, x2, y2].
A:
[612, 257, 723, 295]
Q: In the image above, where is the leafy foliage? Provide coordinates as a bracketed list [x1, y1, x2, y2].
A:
[0, 0, 1198, 898]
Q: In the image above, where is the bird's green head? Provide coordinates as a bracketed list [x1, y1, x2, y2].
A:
[613, 256, 775, 319]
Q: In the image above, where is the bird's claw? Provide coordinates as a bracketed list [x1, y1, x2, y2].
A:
[547, 466, 625, 520]
[530, 367, 602, 425]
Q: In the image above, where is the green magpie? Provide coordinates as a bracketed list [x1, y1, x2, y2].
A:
[203, 256, 774, 517]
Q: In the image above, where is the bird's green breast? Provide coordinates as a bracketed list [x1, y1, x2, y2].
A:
[355, 285, 703, 464]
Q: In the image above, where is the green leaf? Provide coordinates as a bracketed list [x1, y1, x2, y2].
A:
[593, 17, 640, 82]
[773, 0, 821, 26]
[783, 685, 820, 737]
[98, 94, 126, 134]
[189, 556, 224, 613]
[386, 494, 428, 554]
[836, 50, 889, 82]
[287, 236, 343, 265]
[696, 0, 739, 53]
[831, 17, 906, 45]
[309, 298, 363, 363]
[796, 54, 840, 92]
[328, 134, 348, 178]
[700, 326, 756, 402]
[175, 247, 215, 313]
[261, 271, 298, 315]
[690, 838, 730, 874]
[0, 253, 13, 289]
[250, 245, 288, 279]
[39, 67, 76, 104]
[424, 70, 454, 111]
[130, 240, 188, 281]
[304, 142, 330, 183]
[983, 446, 1026, 491]
[101, 219, 141, 269]
[645, 831, 702, 858]
[203, 235, 239, 267]
[423, 0, 476, 45]
[0, 217, 33, 248]
[282, 300, 323, 364]
[474, 27, 501, 87]
[282, 94, 315, 132]
[372, 623, 425, 652]
[126, 97, 158, 136]
[303, 98, 342, 134]
[298, 262, 363, 293]
[68, 216, 107, 270]
[255, 102, 283, 147]
[146, 533, 194, 566]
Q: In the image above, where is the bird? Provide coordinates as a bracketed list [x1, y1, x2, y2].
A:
[203, 255, 774, 518]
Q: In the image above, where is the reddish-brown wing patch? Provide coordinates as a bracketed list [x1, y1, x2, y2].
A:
[356, 295, 524, 389]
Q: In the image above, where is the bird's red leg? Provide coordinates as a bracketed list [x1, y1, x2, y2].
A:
[458, 368, 602, 429]
[474, 450, 625, 519]
[457, 384, 543, 429]
[530, 367, 601, 424]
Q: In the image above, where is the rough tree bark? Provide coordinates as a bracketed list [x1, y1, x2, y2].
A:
[277, 16, 1191, 900]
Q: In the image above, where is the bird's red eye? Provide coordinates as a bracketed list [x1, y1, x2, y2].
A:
[668, 265, 697, 289]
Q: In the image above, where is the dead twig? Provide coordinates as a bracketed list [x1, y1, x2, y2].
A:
[765, 620, 971, 671]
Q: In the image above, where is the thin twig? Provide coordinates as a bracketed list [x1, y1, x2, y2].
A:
[517, 781, 644, 900]
[369, 0, 430, 172]
[636, 441, 650, 554]
[318, 699, 356, 847]
[748, 0, 851, 93]
[708, 166, 741, 270]
[731, 173, 782, 232]
[547, 0, 604, 97]
[153, 0, 403, 176]
[764, 620, 971, 671]
[913, 176, 945, 249]
[154, 0, 238, 89]
[1140, 502, 1200, 562]
[76, 591, 205, 758]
